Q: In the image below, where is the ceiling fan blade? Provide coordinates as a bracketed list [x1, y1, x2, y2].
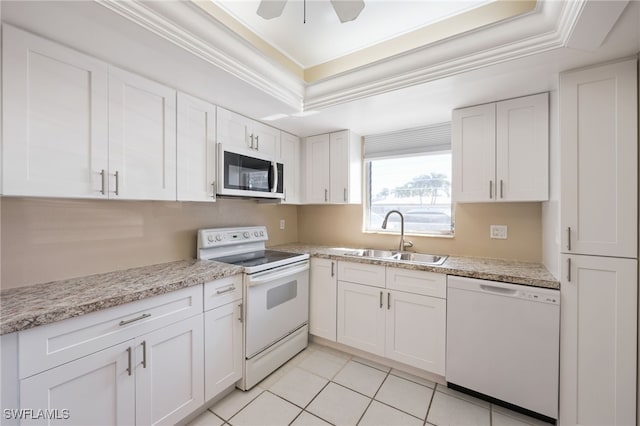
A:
[257, 0, 288, 20]
[330, 0, 365, 23]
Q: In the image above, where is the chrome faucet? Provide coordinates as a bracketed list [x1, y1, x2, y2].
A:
[381, 210, 414, 251]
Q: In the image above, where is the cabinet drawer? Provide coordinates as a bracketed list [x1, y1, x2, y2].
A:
[204, 275, 243, 311]
[338, 261, 385, 288]
[19, 286, 203, 379]
[386, 268, 446, 298]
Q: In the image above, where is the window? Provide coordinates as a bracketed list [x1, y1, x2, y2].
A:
[364, 123, 453, 236]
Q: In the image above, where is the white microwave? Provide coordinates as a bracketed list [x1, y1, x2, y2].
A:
[217, 144, 284, 199]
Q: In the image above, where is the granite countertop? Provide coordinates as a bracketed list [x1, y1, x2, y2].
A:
[0, 260, 242, 335]
[272, 244, 559, 290]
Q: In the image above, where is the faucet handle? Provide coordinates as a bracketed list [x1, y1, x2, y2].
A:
[403, 241, 414, 250]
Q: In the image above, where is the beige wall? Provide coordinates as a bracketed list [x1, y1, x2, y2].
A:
[298, 202, 542, 262]
[1, 197, 298, 289]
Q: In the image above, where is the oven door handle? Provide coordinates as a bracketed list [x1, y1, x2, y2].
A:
[246, 261, 309, 287]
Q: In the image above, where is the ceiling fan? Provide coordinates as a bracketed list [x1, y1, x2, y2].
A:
[257, 0, 365, 23]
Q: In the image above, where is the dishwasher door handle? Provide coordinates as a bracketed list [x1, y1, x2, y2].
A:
[479, 284, 518, 295]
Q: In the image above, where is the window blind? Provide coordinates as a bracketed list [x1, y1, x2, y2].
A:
[364, 122, 451, 159]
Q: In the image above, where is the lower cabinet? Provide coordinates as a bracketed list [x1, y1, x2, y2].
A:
[19, 314, 204, 426]
[560, 254, 637, 426]
[135, 315, 204, 426]
[309, 258, 338, 341]
[204, 301, 243, 400]
[20, 341, 136, 426]
[336, 277, 446, 375]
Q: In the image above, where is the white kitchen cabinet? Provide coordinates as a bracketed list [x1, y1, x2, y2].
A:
[135, 314, 204, 426]
[560, 59, 637, 258]
[385, 289, 446, 375]
[309, 258, 338, 341]
[20, 341, 135, 426]
[280, 131, 301, 204]
[204, 301, 243, 400]
[304, 130, 362, 204]
[2, 24, 109, 198]
[216, 107, 280, 157]
[560, 254, 637, 426]
[337, 280, 386, 356]
[108, 67, 177, 201]
[452, 93, 548, 202]
[177, 93, 217, 202]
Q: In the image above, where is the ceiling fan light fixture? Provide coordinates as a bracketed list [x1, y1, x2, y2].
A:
[256, 0, 288, 20]
[330, 0, 365, 23]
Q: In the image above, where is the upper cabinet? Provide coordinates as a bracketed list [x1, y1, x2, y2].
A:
[2, 25, 109, 198]
[280, 132, 301, 204]
[177, 93, 217, 202]
[304, 130, 362, 204]
[559, 59, 637, 258]
[216, 107, 280, 158]
[452, 93, 549, 203]
[108, 67, 177, 201]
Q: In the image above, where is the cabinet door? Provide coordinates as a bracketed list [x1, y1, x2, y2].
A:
[252, 122, 280, 157]
[329, 130, 349, 204]
[280, 132, 301, 204]
[560, 59, 637, 257]
[560, 254, 637, 426]
[108, 67, 177, 201]
[496, 93, 548, 201]
[309, 258, 337, 341]
[2, 25, 109, 198]
[20, 341, 135, 426]
[452, 103, 496, 202]
[177, 93, 216, 202]
[305, 134, 331, 203]
[135, 315, 204, 426]
[337, 281, 385, 356]
[385, 290, 445, 375]
[204, 301, 242, 401]
[216, 107, 251, 150]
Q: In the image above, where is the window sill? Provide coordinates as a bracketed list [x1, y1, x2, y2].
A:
[362, 229, 455, 239]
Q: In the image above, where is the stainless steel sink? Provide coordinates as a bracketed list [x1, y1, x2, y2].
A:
[344, 249, 447, 265]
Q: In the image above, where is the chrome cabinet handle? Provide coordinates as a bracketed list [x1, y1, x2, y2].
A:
[324, 189, 328, 202]
[216, 285, 236, 295]
[141, 341, 147, 368]
[387, 292, 391, 310]
[500, 180, 504, 199]
[114, 171, 120, 196]
[119, 313, 151, 326]
[126, 347, 132, 376]
[100, 169, 106, 195]
[489, 180, 493, 199]
[343, 188, 347, 202]
[256, 135, 259, 150]
[331, 262, 335, 277]
[211, 182, 216, 198]
[379, 291, 383, 309]
[238, 303, 243, 322]
[249, 134, 254, 149]
[567, 227, 571, 251]
[567, 258, 572, 282]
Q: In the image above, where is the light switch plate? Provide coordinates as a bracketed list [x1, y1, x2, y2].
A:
[490, 225, 508, 239]
[279, 219, 285, 230]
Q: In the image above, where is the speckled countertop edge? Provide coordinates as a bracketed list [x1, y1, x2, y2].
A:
[271, 244, 560, 290]
[0, 260, 243, 335]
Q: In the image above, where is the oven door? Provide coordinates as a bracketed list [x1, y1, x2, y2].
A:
[245, 260, 309, 358]
[217, 144, 284, 199]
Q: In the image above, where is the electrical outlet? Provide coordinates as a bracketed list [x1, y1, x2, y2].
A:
[490, 225, 508, 239]
[279, 219, 285, 230]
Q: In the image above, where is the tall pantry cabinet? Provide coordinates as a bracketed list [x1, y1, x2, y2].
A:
[559, 58, 638, 426]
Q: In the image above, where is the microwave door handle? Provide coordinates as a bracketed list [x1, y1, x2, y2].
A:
[271, 161, 278, 193]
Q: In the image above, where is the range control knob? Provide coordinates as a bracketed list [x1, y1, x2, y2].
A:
[260, 231, 265, 236]
[254, 231, 260, 237]
[215, 234, 222, 242]
[207, 235, 214, 243]
[243, 232, 250, 239]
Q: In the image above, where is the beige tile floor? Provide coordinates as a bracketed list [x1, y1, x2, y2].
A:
[188, 343, 551, 426]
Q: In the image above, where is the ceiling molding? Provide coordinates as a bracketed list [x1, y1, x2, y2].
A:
[95, 0, 304, 110]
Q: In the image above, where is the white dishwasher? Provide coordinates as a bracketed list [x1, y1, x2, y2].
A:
[446, 276, 560, 421]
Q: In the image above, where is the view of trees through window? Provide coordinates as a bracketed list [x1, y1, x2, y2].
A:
[366, 153, 453, 235]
